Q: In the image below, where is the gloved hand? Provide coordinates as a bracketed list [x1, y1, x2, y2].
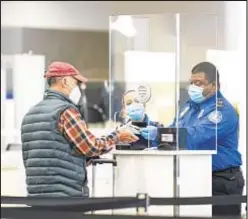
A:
[140, 125, 158, 141]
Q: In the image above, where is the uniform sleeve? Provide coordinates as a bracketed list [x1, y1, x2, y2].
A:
[60, 107, 120, 157]
[186, 109, 238, 150]
[169, 103, 190, 128]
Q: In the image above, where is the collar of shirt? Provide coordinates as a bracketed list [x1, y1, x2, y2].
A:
[144, 114, 156, 126]
[45, 89, 78, 106]
[189, 90, 222, 111]
[143, 114, 149, 123]
[126, 114, 150, 125]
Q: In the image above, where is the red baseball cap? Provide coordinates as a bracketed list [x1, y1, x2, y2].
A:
[44, 61, 88, 83]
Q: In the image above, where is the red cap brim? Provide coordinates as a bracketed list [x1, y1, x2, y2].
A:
[73, 74, 88, 83]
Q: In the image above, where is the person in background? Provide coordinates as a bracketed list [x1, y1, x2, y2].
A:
[120, 89, 163, 150]
[170, 62, 244, 217]
[21, 61, 138, 197]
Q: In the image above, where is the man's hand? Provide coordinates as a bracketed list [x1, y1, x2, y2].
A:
[117, 126, 139, 143]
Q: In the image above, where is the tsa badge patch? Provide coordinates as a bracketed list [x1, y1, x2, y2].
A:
[135, 84, 151, 104]
[208, 111, 223, 124]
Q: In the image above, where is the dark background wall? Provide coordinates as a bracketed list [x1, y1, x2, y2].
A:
[1, 27, 24, 54]
[1, 27, 189, 111]
[1, 27, 109, 80]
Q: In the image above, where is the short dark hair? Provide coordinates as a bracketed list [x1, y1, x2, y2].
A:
[191, 62, 220, 87]
[46, 77, 61, 87]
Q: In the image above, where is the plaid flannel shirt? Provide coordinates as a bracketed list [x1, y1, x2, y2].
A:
[58, 107, 119, 157]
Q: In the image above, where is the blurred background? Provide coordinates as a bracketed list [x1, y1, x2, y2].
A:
[1, 1, 246, 213]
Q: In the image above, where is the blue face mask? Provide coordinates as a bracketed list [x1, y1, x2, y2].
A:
[126, 103, 145, 121]
[188, 84, 206, 104]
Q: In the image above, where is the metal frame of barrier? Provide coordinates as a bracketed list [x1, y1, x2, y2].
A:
[1, 208, 244, 219]
[1, 194, 246, 219]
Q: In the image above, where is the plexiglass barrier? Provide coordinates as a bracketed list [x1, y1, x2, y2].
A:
[110, 14, 177, 149]
[178, 14, 219, 151]
[109, 13, 219, 151]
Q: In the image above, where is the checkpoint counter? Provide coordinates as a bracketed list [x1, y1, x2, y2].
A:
[111, 149, 215, 217]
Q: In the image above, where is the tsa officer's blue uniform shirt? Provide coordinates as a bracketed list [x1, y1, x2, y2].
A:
[171, 91, 242, 171]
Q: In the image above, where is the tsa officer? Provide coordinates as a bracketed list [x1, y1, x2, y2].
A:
[170, 62, 244, 217]
[120, 89, 163, 149]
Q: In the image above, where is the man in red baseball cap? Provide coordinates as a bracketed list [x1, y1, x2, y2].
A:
[44, 61, 88, 104]
[21, 61, 138, 197]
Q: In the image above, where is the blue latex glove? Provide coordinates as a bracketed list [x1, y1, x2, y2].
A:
[140, 125, 158, 141]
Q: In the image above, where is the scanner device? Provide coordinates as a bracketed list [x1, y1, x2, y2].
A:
[157, 127, 187, 150]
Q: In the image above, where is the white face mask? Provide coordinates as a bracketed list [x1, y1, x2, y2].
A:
[69, 86, 81, 104]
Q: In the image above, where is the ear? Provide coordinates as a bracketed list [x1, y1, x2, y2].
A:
[212, 81, 217, 91]
[61, 77, 68, 88]
[120, 107, 126, 119]
[120, 110, 124, 119]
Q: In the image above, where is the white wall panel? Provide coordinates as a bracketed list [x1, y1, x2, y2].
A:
[13, 55, 45, 139]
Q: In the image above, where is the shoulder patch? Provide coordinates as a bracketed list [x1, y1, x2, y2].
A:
[217, 98, 224, 108]
[208, 111, 223, 124]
